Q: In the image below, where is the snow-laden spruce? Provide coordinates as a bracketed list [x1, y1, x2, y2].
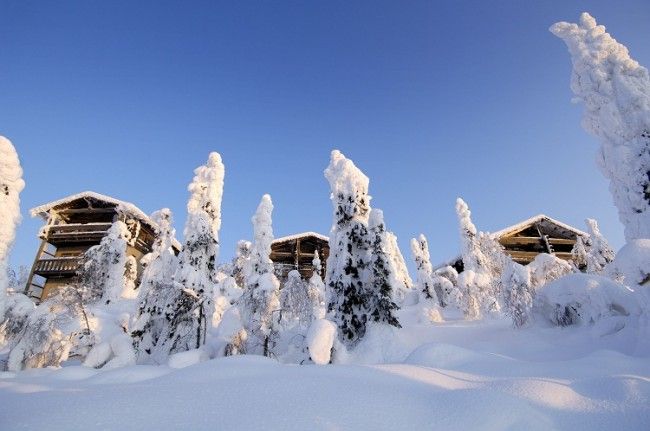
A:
[131, 209, 180, 363]
[232, 240, 252, 288]
[367, 209, 401, 328]
[141, 153, 225, 361]
[551, 13, 650, 241]
[584, 218, 615, 274]
[324, 150, 400, 348]
[0, 136, 25, 319]
[238, 194, 281, 357]
[455, 198, 506, 319]
[410, 235, 437, 303]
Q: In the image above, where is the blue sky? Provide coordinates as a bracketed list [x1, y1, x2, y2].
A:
[2, 1, 649, 271]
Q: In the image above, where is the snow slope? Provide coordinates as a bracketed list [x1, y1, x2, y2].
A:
[1, 318, 648, 431]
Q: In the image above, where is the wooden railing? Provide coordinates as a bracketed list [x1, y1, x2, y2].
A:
[46, 223, 113, 244]
[33, 257, 83, 275]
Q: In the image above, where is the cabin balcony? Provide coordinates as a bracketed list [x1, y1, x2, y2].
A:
[33, 257, 83, 276]
[44, 223, 113, 246]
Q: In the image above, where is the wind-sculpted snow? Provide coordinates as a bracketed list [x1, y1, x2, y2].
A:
[1, 319, 649, 431]
[551, 13, 650, 240]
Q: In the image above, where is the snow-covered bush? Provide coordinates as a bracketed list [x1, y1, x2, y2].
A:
[433, 265, 463, 309]
[528, 253, 575, 290]
[571, 236, 589, 271]
[0, 292, 34, 349]
[308, 251, 327, 320]
[501, 260, 533, 328]
[605, 239, 650, 287]
[306, 318, 337, 364]
[280, 270, 313, 328]
[584, 218, 615, 274]
[0, 136, 25, 319]
[7, 298, 84, 371]
[534, 273, 642, 327]
[238, 194, 281, 357]
[551, 13, 650, 241]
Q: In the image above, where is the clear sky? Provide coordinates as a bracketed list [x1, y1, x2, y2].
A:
[2, 1, 649, 272]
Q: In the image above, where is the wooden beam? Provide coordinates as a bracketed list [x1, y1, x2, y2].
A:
[499, 236, 543, 246]
[552, 252, 573, 260]
[547, 238, 576, 246]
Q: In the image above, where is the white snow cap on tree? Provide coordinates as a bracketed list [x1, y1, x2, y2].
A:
[324, 149, 371, 226]
[551, 13, 650, 240]
[584, 218, 615, 274]
[246, 194, 275, 278]
[185, 152, 225, 249]
[0, 136, 25, 317]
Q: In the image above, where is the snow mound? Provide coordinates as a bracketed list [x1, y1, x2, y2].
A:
[168, 348, 209, 369]
[534, 273, 642, 326]
[306, 319, 336, 364]
[606, 239, 650, 286]
[404, 343, 485, 369]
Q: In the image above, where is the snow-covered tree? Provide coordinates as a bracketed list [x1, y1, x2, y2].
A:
[280, 270, 313, 328]
[571, 236, 589, 271]
[232, 240, 252, 288]
[410, 235, 437, 303]
[455, 198, 503, 319]
[0, 136, 25, 319]
[77, 221, 132, 304]
[238, 194, 281, 357]
[155, 153, 225, 357]
[551, 13, 650, 241]
[324, 150, 380, 347]
[367, 209, 401, 328]
[131, 209, 181, 363]
[584, 218, 615, 274]
[434, 265, 463, 308]
[501, 260, 533, 328]
[308, 251, 327, 319]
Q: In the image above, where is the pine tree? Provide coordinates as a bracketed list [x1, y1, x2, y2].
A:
[324, 150, 374, 347]
[149, 153, 225, 359]
[131, 209, 180, 363]
[239, 194, 281, 357]
[0, 136, 25, 319]
[584, 218, 615, 274]
[367, 209, 401, 328]
[455, 198, 506, 319]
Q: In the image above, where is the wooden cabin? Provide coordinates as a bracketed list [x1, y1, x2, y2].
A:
[270, 232, 329, 282]
[440, 214, 587, 273]
[25, 191, 177, 302]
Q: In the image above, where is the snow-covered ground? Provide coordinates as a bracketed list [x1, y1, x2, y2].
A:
[1, 315, 648, 431]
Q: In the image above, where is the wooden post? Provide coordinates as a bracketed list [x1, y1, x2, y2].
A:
[24, 238, 48, 298]
[295, 238, 301, 269]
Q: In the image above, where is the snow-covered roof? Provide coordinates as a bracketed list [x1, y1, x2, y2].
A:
[491, 214, 588, 238]
[31, 190, 151, 223]
[30, 191, 182, 250]
[433, 214, 588, 270]
[272, 231, 329, 244]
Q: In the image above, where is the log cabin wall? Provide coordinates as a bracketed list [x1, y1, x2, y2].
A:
[270, 233, 330, 284]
